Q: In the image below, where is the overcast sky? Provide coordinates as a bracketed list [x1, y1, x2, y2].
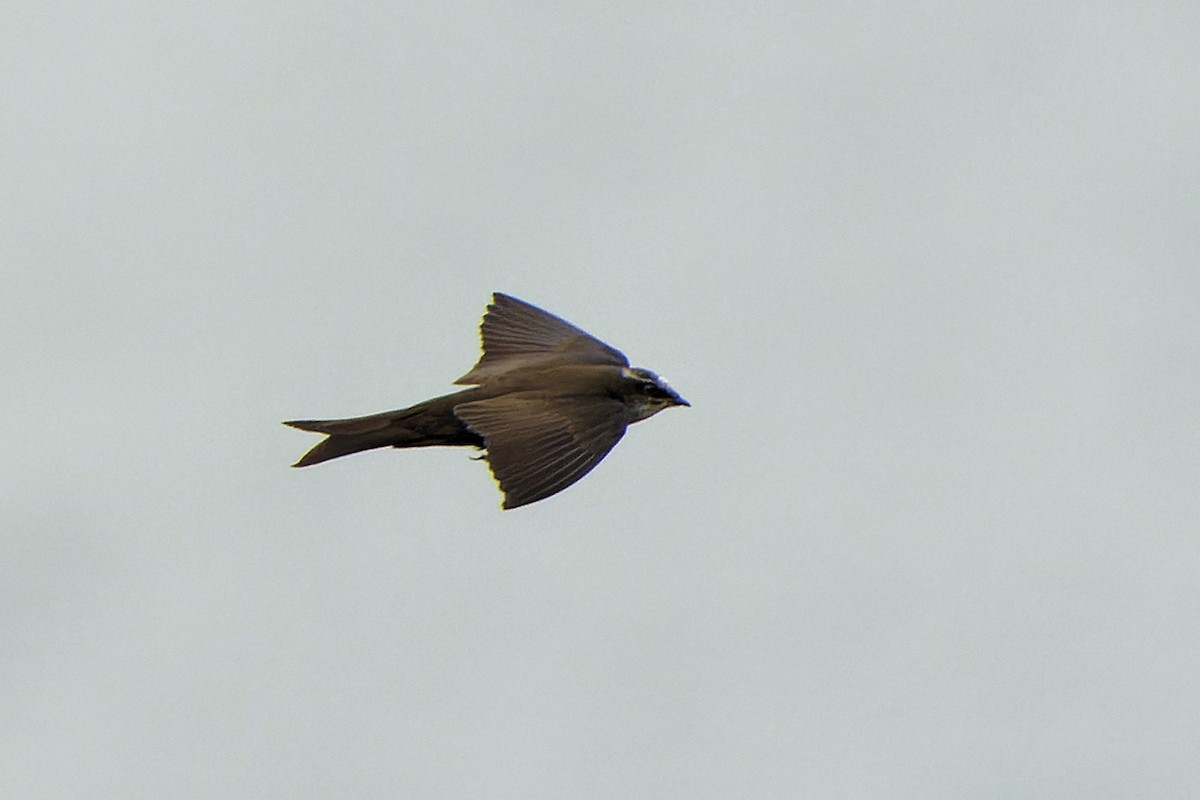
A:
[4, 2, 1199, 798]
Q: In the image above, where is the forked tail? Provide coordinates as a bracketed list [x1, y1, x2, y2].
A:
[284, 396, 481, 468]
[283, 417, 397, 468]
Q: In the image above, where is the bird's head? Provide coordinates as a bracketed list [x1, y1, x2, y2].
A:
[620, 367, 689, 423]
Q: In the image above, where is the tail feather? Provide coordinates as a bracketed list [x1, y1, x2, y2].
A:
[288, 430, 396, 468]
[284, 395, 478, 468]
[284, 414, 406, 467]
[283, 409, 405, 436]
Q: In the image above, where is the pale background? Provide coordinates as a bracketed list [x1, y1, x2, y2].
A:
[3, 2, 1198, 798]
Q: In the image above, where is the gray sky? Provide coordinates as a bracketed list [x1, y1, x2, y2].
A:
[4, 2, 1199, 798]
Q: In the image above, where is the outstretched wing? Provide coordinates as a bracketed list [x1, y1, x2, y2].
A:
[454, 393, 628, 509]
[455, 293, 628, 385]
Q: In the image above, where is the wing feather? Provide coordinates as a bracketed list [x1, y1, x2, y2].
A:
[455, 293, 629, 385]
[453, 394, 627, 509]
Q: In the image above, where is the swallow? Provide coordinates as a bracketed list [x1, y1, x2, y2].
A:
[285, 293, 688, 509]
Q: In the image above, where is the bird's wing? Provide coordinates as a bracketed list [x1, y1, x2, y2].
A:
[454, 393, 627, 509]
[454, 293, 629, 385]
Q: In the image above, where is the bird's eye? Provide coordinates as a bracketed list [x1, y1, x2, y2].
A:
[642, 382, 666, 397]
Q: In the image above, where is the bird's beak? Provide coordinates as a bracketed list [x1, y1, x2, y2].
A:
[671, 393, 690, 408]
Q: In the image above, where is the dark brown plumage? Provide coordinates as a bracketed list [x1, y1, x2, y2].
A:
[285, 293, 688, 509]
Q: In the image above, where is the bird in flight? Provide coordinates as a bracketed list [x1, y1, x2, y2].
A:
[285, 292, 688, 509]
